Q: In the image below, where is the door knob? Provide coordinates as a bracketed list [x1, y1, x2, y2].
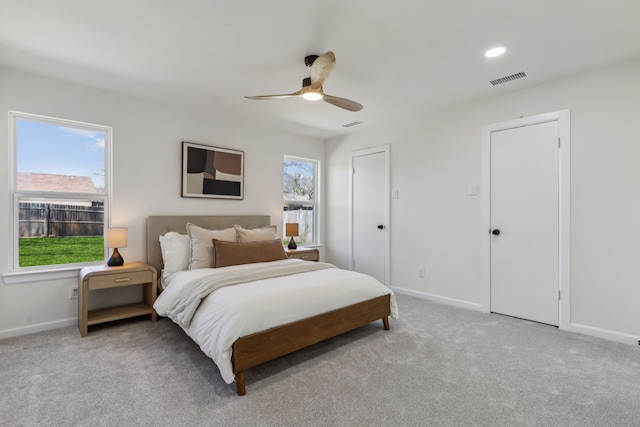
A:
[377, 225, 384, 230]
[492, 229, 500, 235]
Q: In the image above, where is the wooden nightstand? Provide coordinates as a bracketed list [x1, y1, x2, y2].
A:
[285, 247, 319, 262]
[78, 262, 157, 337]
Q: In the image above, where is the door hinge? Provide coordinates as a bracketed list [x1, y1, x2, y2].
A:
[352, 259, 355, 267]
[558, 137, 561, 148]
[352, 167, 355, 174]
[558, 290, 561, 300]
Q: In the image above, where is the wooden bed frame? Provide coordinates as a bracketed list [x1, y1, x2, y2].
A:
[147, 215, 391, 395]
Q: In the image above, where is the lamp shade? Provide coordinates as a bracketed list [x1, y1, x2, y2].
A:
[105, 227, 128, 248]
[285, 223, 299, 237]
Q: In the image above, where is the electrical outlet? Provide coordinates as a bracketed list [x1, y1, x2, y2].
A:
[418, 267, 425, 278]
[69, 286, 78, 299]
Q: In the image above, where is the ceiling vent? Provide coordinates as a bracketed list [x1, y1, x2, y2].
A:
[342, 120, 363, 128]
[489, 71, 528, 86]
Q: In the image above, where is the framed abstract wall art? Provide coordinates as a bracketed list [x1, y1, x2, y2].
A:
[181, 142, 244, 199]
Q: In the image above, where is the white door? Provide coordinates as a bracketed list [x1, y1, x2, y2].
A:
[351, 148, 388, 284]
[490, 121, 559, 326]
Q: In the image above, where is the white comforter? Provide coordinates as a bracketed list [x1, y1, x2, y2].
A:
[154, 258, 398, 384]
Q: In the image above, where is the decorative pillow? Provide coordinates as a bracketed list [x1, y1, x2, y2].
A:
[159, 232, 190, 280]
[234, 224, 278, 243]
[212, 239, 287, 268]
[187, 223, 237, 269]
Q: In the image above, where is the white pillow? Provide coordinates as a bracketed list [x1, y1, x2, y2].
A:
[159, 232, 190, 280]
[234, 224, 278, 243]
[187, 223, 237, 269]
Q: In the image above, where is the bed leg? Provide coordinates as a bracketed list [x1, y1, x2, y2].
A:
[382, 317, 390, 330]
[235, 372, 246, 396]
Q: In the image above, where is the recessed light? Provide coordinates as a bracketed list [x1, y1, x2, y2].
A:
[485, 47, 507, 58]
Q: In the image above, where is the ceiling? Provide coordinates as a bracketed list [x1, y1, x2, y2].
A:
[1, 1, 639, 139]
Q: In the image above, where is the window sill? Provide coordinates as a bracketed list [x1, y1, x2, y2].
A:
[2, 264, 100, 284]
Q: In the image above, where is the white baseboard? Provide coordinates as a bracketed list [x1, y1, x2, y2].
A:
[391, 286, 483, 311]
[0, 317, 77, 340]
[391, 286, 639, 347]
[566, 322, 640, 346]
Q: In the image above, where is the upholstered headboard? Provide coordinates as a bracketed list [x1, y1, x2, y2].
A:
[146, 215, 271, 274]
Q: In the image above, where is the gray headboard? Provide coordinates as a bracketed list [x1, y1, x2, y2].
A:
[146, 215, 271, 274]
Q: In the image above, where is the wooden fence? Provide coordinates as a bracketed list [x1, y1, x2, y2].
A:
[19, 202, 104, 238]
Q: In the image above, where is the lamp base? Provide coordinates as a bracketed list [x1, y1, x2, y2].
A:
[107, 248, 124, 266]
[287, 237, 297, 250]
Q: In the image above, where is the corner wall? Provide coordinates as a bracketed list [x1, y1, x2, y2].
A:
[326, 59, 640, 344]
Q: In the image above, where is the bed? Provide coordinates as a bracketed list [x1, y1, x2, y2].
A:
[147, 215, 397, 395]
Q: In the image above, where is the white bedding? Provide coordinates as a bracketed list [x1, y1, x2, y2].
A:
[154, 258, 398, 384]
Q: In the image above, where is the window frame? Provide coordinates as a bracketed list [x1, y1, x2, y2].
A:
[283, 155, 320, 247]
[7, 111, 112, 276]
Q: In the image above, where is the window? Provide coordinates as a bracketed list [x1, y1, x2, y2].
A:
[10, 112, 111, 271]
[283, 156, 319, 246]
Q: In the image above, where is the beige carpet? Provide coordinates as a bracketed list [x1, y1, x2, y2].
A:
[1, 294, 639, 426]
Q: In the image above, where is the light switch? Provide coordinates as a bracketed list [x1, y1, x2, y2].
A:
[468, 184, 478, 196]
[392, 189, 399, 199]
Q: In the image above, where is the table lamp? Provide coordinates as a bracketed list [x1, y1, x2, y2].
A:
[106, 227, 127, 266]
[285, 223, 299, 250]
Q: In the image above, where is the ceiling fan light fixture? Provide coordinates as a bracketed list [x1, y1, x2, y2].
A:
[245, 51, 362, 111]
[302, 92, 323, 101]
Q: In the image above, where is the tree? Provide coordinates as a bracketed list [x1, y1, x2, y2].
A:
[283, 159, 314, 200]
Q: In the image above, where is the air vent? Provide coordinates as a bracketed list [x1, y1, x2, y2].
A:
[489, 71, 528, 86]
[342, 120, 363, 128]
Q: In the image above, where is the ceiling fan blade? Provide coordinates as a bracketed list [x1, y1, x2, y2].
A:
[322, 94, 363, 112]
[245, 90, 303, 100]
[310, 51, 336, 90]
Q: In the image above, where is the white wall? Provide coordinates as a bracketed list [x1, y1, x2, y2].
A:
[0, 66, 325, 337]
[326, 59, 640, 344]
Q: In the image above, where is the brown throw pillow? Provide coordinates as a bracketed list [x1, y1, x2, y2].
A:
[212, 239, 287, 268]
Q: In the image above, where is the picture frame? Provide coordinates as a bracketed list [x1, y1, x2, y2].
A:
[181, 142, 244, 199]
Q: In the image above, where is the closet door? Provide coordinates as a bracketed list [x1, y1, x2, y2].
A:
[490, 121, 559, 326]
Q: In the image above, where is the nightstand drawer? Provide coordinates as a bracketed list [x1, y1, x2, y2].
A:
[287, 249, 319, 261]
[88, 270, 153, 290]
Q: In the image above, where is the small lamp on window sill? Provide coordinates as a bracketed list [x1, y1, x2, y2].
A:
[285, 223, 299, 250]
[106, 227, 127, 266]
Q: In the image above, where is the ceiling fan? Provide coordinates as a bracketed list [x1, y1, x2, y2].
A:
[245, 51, 363, 112]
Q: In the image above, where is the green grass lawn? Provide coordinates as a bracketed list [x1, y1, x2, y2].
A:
[19, 236, 105, 267]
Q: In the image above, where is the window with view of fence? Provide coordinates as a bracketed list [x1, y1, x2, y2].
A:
[11, 112, 111, 270]
[283, 156, 319, 246]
